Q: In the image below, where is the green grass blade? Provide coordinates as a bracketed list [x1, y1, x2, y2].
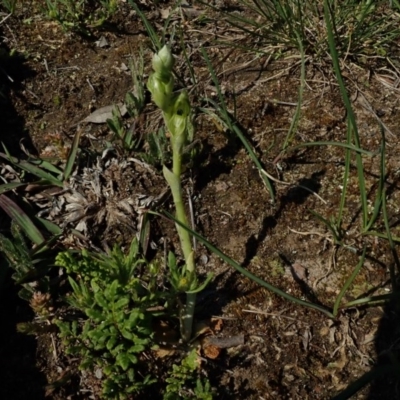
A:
[291, 141, 376, 156]
[200, 49, 275, 202]
[324, 0, 368, 228]
[0, 194, 45, 245]
[337, 124, 351, 227]
[364, 125, 386, 232]
[35, 217, 62, 236]
[128, 1, 161, 50]
[63, 129, 81, 181]
[309, 209, 342, 244]
[364, 230, 400, 243]
[0, 151, 63, 187]
[332, 247, 366, 316]
[153, 210, 334, 317]
[342, 292, 399, 308]
[27, 158, 63, 175]
[0, 182, 28, 194]
[282, 31, 305, 151]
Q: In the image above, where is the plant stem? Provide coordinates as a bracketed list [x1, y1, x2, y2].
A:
[163, 144, 196, 342]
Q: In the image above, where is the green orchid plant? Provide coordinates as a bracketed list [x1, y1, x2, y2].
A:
[147, 45, 212, 342]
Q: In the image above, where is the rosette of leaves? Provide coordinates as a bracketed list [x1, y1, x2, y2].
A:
[55, 239, 166, 398]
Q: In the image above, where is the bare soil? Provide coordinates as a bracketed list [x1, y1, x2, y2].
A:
[1, 1, 400, 399]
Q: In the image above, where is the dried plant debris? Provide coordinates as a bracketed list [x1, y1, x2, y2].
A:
[27, 153, 167, 242]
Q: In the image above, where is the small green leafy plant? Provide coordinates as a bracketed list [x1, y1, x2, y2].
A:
[107, 55, 146, 151]
[45, 0, 118, 35]
[164, 349, 213, 400]
[55, 237, 213, 398]
[56, 238, 162, 398]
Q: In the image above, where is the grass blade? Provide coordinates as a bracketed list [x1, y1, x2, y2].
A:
[128, 0, 161, 50]
[27, 158, 63, 175]
[336, 123, 352, 228]
[282, 32, 305, 150]
[291, 141, 376, 156]
[63, 129, 81, 181]
[332, 247, 366, 316]
[0, 151, 63, 187]
[0, 182, 28, 194]
[364, 125, 386, 232]
[324, 0, 368, 228]
[342, 292, 399, 308]
[0, 194, 44, 245]
[200, 49, 275, 203]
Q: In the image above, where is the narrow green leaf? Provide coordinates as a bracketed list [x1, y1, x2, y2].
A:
[35, 217, 62, 235]
[0, 152, 63, 187]
[291, 141, 375, 156]
[342, 292, 399, 308]
[201, 50, 275, 203]
[0, 195, 45, 245]
[128, 0, 161, 50]
[63, 129, 81, 181]
[333, 248, 366, 316]
[0, 182, 28, 194]
[27, 158, 63, 175]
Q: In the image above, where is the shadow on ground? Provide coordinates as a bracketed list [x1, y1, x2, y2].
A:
[0, 40, 46, 399]
[367, 296, 400, 399]
[0, 272, 47, 400]
[332, 294, 400, 400]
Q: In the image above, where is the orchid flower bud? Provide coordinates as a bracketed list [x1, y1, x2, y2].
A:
[152, 45, 174, 78]
[148, 46, 176, 113]
[167, 90, 190, 141]
[147, 73, 174, 113]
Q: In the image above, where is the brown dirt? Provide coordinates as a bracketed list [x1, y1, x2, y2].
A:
[1, 1, 400, 399]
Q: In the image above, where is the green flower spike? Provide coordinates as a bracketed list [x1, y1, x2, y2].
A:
[148, 46, 211, 343]
[147, 45, 175, 113]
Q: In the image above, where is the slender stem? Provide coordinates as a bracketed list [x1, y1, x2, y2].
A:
[163, 145, 196, 342]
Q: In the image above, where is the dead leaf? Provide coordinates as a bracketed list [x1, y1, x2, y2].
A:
[203, 343, 221, 359]
[290, 261, 308, 281]
[82, 103, 127, 124]
[211, 317, 223, 333]
[160, 7, 171, 19]
[181, 5, 203, 18]
[302, 327, 312, 351]
[154, 347, 176, 358]
[193, 320, 213, 340]
[95, 36, 109, 48]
